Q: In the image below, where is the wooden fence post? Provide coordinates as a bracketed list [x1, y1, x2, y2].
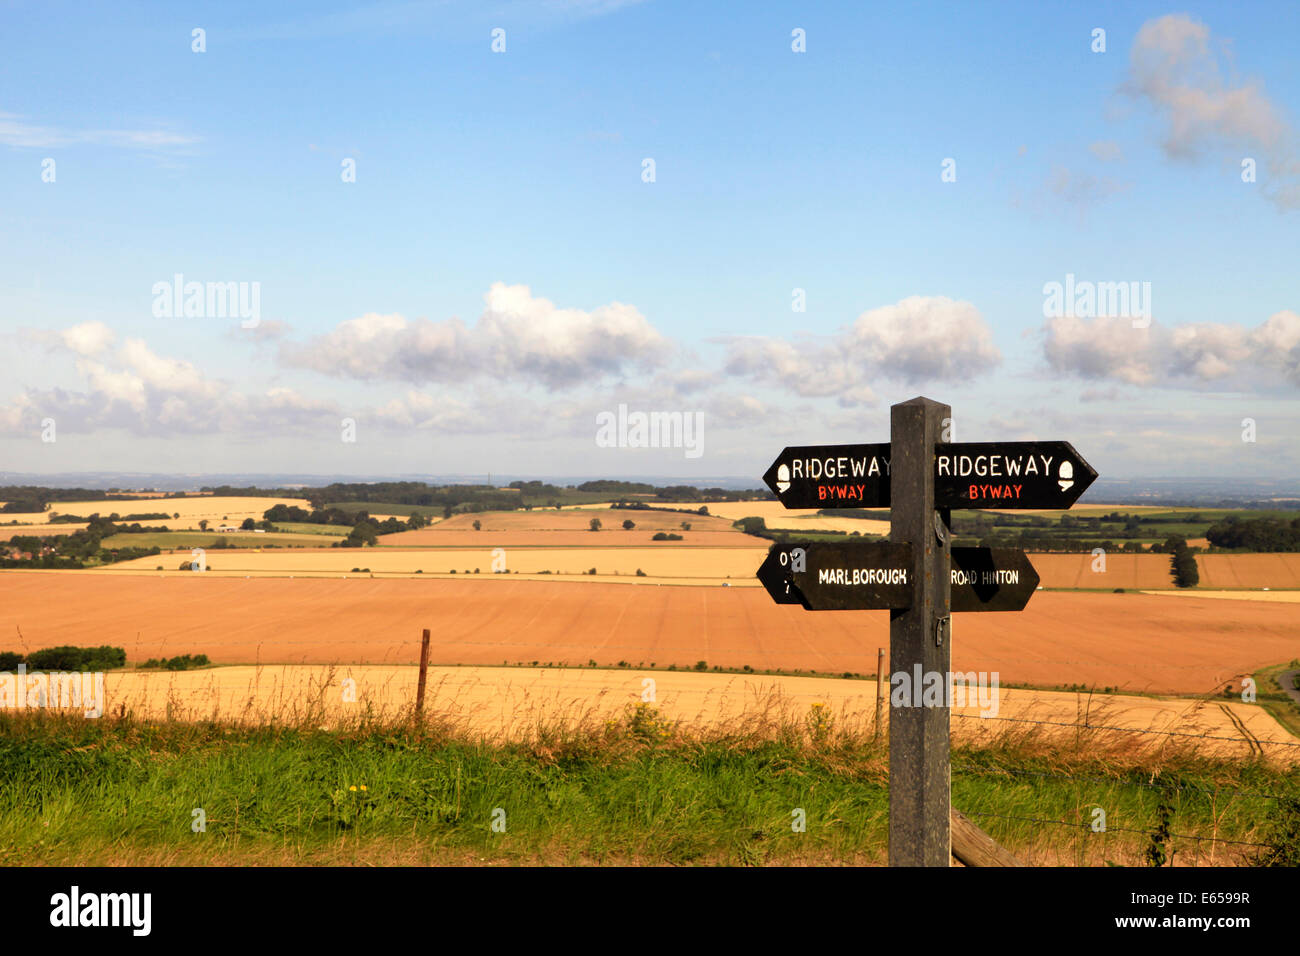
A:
[415, 628, 431, 724]
[875, 646, 885, 738]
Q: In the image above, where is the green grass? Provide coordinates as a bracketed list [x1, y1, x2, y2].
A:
[1254, 660, 1300, 741]
[100, 531, 336, 551]
[265, 522, 350, 537]
[1, 705, 1295, 866]
[325, 501, 446, 517]
[767, 531, 884, 543]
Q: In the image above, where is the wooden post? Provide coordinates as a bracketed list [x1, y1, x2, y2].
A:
[951, 809, 1024, 867]
[889, 396, 953, 866]
[874, 646, 885, 738]
[415, 627, 431, 723]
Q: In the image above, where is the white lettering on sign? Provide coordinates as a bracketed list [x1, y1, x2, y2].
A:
[952, 569, 1020, 586]
[790, 455, 890, 480]
[817, 567, 908, 586]
[936, 454, 1055, 478]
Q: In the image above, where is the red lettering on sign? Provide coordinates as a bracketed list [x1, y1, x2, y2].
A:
[816, 483, 871, 502]
[969, 483, 1026, 501]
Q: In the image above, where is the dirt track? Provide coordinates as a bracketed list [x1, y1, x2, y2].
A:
[2, 573, 1296, 695]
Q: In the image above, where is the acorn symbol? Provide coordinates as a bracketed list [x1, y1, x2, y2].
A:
[1058, 460, 1074, 491]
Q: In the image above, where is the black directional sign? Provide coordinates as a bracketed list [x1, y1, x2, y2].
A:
[933, 442, 1097, 510]
[948, 547, 1039, 612]
[758, 542, 1039, 612]
[762, 441, 1096, 510]
[762, 442, 891, 509]
[757, 541, 912, 611]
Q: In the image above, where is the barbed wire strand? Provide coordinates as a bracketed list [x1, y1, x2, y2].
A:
[962, 810, 1273, 849]
[952, 711, 1300, 749]
[952, 763, 1292, 802]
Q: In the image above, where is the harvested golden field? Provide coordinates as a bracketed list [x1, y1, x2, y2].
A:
[634, 499, 891, 536]
[1, 575, 1296, 696]
[93, 664, 1296, 760]
[99, 545, 766, 580]
[1198, 553, 1300, 588]
[1141, 590, 1300, 603]
[380, 529, 755, 547]
[1031, 553, 1177, 589]
[434, 509, 736, 533]
[0, 523, 88, 539]
[10, 495, 310, 529]
[380, 508, 756, 548]
[1030, 552, 1300, 590]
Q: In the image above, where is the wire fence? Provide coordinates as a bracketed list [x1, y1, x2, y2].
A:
[951, 710, 1300, 749]
[949, 698, 1300, 862]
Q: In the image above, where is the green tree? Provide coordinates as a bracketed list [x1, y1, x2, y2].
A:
[1173, 550, 1199, 588]
[1164, 536, 1199, 587]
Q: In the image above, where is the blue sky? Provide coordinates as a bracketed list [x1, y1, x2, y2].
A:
[2, 0, 1298, 482]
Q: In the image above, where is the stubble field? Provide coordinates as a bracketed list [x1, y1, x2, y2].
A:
[1, 574, 1296, 696]
[91, 664, 1296, 761]
[568, 499, 893, 536]
[98, 545, 767, 580]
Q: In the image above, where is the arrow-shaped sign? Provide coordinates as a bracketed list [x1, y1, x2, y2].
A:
[948, 547, 1040, 612]
[758, 541, 912, 611]
[762, 441, 1097, 511]
[758, 542, 1039, 612]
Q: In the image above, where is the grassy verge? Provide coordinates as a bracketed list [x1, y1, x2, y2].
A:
[1, 704, 1296, 866]
[1254, 660, 1300, 740]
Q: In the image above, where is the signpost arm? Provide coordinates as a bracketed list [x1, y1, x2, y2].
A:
[889, 396, 952, 866]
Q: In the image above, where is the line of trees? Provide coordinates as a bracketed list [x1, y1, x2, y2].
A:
[1206, 516, 1300, 552]
[0, 645, 127, 671]
[3, 515, 165, 567]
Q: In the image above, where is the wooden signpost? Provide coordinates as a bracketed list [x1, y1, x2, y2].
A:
[756, 396, 1097, 867]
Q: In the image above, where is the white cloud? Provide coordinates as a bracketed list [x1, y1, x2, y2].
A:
[0, 112, 198, 151]
[282, 282, 671, 389]
[59, 321, 115, 356]
[723, 295, 1000, 403]
[1168, 324, 1251, 380]
[1251, 310, 1300, 383]
[1043, 315, 1156, 385]
[1125, 14, 1299, 210]
[847, 296, 1001, 381]
[0, 331, 337, 438]
[1043, 310, 1300, 388]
